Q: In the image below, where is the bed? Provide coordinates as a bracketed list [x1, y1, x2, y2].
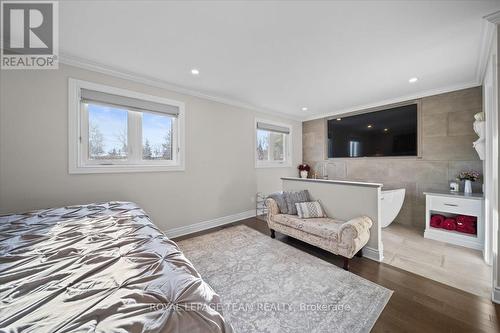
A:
[0, 201, 232, 333]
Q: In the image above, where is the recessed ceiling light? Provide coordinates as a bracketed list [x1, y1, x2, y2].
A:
[409, 77, 418, 83]
[191, 68, 200, 75]
[301, 107, 308, 111]
[336, 118, 342, 121]
[384, 128, 389, 132]
[367, 124, 373, 128]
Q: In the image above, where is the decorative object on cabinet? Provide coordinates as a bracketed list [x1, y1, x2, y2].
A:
[473, 112, 485, 160]
[424, 191, 484, 251]
[464, 180, 472, 194]
[449, 181, 459, 192]
[474, 111, 485, 121]
[457, 170, 480, 194]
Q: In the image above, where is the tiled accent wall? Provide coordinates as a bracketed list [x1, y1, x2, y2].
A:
[302, 87, 483, 228]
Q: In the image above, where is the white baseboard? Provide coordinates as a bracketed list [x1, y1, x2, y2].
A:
[363, 246, 383, 262]
[492, 287, 500, 304]
[165, 210, 256, 239]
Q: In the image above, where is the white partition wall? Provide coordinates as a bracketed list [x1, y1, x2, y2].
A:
[282, 177, 383, 262]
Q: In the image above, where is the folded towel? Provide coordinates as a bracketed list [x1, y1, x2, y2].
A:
[457, 223, 476, 234]
[456, 215, 477, 226]
[441, 218, 457, 231]
[456, 215, 477, 234]
[430, 214, 445, 228]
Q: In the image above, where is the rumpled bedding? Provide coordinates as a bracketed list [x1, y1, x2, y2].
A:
[0, 201, 232, 333]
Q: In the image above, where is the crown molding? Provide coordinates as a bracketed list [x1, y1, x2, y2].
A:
[58, 52, 303, 122]
[303, 80, 481, 121]
[485, 10, 500, 24]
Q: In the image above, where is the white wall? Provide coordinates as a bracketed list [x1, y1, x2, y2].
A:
[0, 64, 302, 232]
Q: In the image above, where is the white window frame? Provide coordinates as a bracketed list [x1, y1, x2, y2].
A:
[68, 78, 185, 174]
[254, 118, 292, 168]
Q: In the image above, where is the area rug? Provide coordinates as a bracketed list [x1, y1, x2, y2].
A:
[177, 225, 392, 333]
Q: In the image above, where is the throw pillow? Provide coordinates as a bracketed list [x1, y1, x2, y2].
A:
[295, 201, 326, 219]
[267, 192, 288, 214]
[284, 190, 310, 215]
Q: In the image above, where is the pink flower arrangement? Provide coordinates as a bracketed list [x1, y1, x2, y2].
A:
[298, 164, 310, 172]
[457, 170, 480, 182]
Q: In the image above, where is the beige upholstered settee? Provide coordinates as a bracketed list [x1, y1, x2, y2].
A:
[265, 198, 373, 270]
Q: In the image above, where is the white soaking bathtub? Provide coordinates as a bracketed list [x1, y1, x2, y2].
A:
[380, 188, 406, 227]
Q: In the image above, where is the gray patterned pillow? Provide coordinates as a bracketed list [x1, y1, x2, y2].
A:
[284, 190, 310, 215]
[268, 192, 288, 214]
[295, 201, 326, 219]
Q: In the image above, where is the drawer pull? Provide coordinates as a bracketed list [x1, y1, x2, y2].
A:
[444, 203, 458, 207]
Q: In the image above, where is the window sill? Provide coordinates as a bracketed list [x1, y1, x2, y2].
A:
[327, 156, 422, 160]
[255, 163, 292, 169]
[69, 164, 185, 174]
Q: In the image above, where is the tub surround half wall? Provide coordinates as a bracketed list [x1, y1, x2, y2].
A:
[282, 177, 383, 261]
[281, 177, 382, 188]
[0, 64, 302, 232]
[303, 87, 483, 229]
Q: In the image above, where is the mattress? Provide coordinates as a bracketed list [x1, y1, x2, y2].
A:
[0, 201, 232, 333]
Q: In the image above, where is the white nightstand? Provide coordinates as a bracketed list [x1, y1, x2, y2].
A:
[424, 191, 484, 251]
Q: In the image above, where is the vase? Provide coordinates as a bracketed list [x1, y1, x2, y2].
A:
[300, 170, 308, 179]
[464, 180, 472, 194]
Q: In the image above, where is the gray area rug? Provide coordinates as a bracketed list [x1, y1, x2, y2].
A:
[178, 225, 392, 333]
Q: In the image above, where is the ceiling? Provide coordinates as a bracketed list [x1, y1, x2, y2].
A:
[59, 1, 500, 120]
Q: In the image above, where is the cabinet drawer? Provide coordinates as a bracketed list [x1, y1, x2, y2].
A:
[429, 196, 482, 216]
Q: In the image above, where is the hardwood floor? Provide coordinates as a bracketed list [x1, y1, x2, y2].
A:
[174, 217, 500, 333]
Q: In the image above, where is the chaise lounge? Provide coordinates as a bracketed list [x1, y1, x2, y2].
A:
[265, 197, 373, 270]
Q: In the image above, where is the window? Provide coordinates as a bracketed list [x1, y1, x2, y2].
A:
[87, 105, 128, 160]
[141, 112, 174, 161]
[69, 79, 185, 173]
[255, 120, 291, 167]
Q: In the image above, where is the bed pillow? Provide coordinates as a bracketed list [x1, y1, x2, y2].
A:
[295, 201, 326, 219]
[267, 192, 288, 214]
[284, 190, 310, 215]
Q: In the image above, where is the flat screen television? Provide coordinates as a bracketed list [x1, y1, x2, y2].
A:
[327, 104, 418, 158]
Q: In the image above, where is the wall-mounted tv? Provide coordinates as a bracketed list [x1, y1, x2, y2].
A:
[327, 104, 418, 158]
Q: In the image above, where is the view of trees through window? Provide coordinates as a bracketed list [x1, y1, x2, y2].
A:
[142, 112, 173, 160]
[88, 105, 128, 160]
[87, 104, 173, 161]
[256, 129, 285, 161]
